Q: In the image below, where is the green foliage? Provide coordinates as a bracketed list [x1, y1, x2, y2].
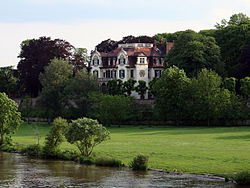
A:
[0, 66, 18, 96]
[64, 69, 99, 119]
[43, 117, 68, 157]
[25, 144, 42, 157]
[123, 79, 137, 96]
[0, 92, 22, 145]
[240, 77, 250, 97]
[224, 77, 237, 93]
[95, 157, 123, 167]
[89, 94, 133, 126]
[65, 117, 110, 157]
[190, 69, 235, 125]
[234, 171, 250, 185]
[135, 80, 148, 99]
[79, 156, 95, 165]
[107, 79, 123, 95]
[129, 154, 149, 171]
[38, 58, 73, 119]
[153, 66, 191, 122]
[166, 30, 221, 77]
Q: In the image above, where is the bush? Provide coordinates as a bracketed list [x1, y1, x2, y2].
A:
[234, 171, 250, 185]
[58, 150, 81, 161]
[95, 157, 123, 167]
[129, 154, 149, 171]
[25, 144, 42, 157]
[79, 156, 95, 165]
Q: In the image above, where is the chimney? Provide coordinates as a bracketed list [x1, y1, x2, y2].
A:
[154, 39, 157, 49]
[166, 41, 174, 55]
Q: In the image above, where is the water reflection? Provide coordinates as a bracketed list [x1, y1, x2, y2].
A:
[0, 152, 238, 187]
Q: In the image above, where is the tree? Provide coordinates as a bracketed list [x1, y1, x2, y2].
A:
[123, 79, 137, 96]
[43, 117, 68, 156]
[213, 13, 250, 77]
[107, 79, 123, 95]
[17, 36, 74, 97]
[135, 80, 148, 99]
[0, 66, 18, 96]
[65, 117, 110, 157]
[64, 69, 99, 118]
[166, 30, 221, 77]
[240, 77, 250, 98]
[190, 69, 233, 125]
[0, 92, 22, 145]
[89, 94, 132, 126]
[238, 44, 250, 78]
[224, 77, 237, 93]
[37, 58, 73, 120]
[153, 66, 191, 123]
[71, 48, 89, 72]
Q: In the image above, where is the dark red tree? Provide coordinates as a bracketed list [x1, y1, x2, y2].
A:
[17, 37, 74, 97]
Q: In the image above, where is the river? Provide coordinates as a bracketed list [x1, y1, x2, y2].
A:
[0, 152, 238, 187]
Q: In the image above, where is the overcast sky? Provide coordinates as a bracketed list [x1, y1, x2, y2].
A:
[0, 0, 249, 67]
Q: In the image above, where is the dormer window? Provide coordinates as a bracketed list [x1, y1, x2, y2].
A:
[92, 56, 99, 66]
[118, 55, 126, 65]
[140, 58, 145, 64]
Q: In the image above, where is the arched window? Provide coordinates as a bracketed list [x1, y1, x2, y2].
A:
[92, 56, 99, 66]
[118, 55, 126, 65]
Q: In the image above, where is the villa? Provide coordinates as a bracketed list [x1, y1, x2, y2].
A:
[90, 40, 173, 99]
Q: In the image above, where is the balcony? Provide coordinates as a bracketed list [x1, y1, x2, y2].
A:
[98, 78, 113, 82]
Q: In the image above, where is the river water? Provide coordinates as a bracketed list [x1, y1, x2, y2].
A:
[0, 152, 238, 187]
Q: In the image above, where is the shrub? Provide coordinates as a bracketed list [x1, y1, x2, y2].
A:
[25, 144, 42, 157]
[234, 171, 250, 185]
[95, 157, 123, 167]
[58, 150, 81, 161]
[65, 117, 110, 157]
[129, 154, 149, 171]
[79, 156, 95, 165]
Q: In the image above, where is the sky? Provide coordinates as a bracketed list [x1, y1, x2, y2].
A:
[0, 0, 249, 67]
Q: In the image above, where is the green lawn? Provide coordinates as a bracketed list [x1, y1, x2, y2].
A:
[13, 123, 250, 176]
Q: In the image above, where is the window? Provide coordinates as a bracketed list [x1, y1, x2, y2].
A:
[93, 56, 99, 65]
[113, 58, 116, 65]
[112, 70, 117, 78]
[106, 70, 111, 78]
[93, 70, 99, 77]
[108, 58, 111, 66]
[140, 58, 145, 64]
[155, 70, 162, 78]
[119, 70, 125, 79]
[119, 55, 126, 65]
[130, 70, 134, 78]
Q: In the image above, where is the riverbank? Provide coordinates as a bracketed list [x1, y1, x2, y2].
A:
[10, 123, 250, 177]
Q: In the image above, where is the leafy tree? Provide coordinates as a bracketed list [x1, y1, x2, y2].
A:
[153, 66, 191, 123]
[0, 66, 18, 96]
[123, 79, 137, 96]
[71, 48, 89, 72]
[65, 117, 110, 157]
[37, 58, 73, 120]
[43, 117, 68, 156]
[64, 69, 99, 118]
[166, 30, 221, 77]
[212, 13, 250, 77]
[89, 94, 132, 126]
[240, 77, 250, 98]
[190, 69, 233, 125]
[238, 44, 250, 78]
[17, 36, 74, 97]
[224, 77, 237, 93]
[135, 80, 148, 99]
[107, 79, 123, 95]
[0, 92, 22, 145]
[148, 78, 158, 98]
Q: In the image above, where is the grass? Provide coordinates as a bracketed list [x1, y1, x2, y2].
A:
[12, 123, 250, 176]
